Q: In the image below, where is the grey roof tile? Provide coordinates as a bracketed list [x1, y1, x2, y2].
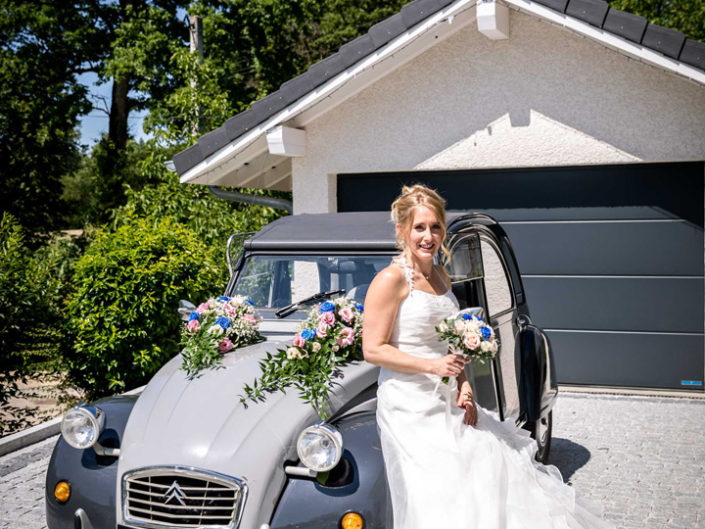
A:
[565, 0, 610, 28]
[642, 24, 686, 59]
[680, 39, 705, 71]
[369, 13, 408, 48]
[602, 9, 647, 44]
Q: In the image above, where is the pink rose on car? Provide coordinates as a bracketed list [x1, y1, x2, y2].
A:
[243, 314, 257, 325]
[320, 311, 335, 326]
[187, 320, 200, 333]
[463, 332, 481, 350]
[338, 307, 353, 323]
[196, 302, 210, 314]
[336, 327, 355, 347]
[218, 337, 233, 352]
[316, 323, 328, 338]
[293, 334, 306, 348]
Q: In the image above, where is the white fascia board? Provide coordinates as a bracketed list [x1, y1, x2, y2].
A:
[504, 0, 705, 86]
[180, 0, 477, 185]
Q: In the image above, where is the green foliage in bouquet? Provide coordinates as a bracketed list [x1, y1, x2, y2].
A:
[241, 297, 364, 419]
[180, 295, 263, 377]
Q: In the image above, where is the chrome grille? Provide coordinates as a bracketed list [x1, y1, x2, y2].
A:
[123, 467, 247, 529]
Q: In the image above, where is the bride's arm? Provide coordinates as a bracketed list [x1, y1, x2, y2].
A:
[362, 265, 465, 377]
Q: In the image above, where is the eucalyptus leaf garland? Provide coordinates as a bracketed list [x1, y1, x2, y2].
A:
[240, 297, 364, 419]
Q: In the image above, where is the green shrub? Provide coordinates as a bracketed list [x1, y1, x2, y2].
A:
[66, 216, 220, 399]
[0, 213, 31, 413]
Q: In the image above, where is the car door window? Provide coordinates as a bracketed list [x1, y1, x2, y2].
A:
[480, 238, 513, 317]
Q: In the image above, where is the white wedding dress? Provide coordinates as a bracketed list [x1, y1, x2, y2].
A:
[376, 257, 614, 529]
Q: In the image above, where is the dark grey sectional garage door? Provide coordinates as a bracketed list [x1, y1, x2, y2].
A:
[338, 162, 704, 391]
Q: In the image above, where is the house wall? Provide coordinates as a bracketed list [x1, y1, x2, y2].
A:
[291, 9, 705, 214]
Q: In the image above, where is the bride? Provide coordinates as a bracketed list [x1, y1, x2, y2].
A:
[361, 184, 613, 528]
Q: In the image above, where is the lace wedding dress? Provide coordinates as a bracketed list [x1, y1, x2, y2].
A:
[376, 257, 614, 529]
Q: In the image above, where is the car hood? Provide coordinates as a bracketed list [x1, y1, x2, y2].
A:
[116, 339, 378, 529]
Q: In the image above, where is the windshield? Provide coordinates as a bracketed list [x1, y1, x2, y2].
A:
[231, 254, 392, 318]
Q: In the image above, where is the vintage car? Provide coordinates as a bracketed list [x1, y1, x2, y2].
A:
[45, 211, 557, 529]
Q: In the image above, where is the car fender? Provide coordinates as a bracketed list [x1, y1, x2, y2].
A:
[45, 395, 138, 529]
[518, 321, 557, 423]
[269, 410, 388, 529]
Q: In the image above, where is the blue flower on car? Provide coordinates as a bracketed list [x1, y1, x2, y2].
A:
[301, 328, 316, 340]
[188, 311, 200, 321]
[355, 303, 364, 312]
[481, 326, 492, 340]
[320, 301, 335, 313]
[462, 313, 471, 320]
[218, 296, 230, 302]
[215, 317, 231, 330]
[246, 299, 254, 306]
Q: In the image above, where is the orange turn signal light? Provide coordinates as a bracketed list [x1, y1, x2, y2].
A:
[340, 511, 364, 529]
[54, 481, 71, 503]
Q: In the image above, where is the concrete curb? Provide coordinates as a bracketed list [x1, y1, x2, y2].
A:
[0, 385, 145, 458]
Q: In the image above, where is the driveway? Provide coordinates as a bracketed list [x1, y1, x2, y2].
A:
[1, 391, 704, 529]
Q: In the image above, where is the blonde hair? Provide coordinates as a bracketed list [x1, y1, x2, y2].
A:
[391, 184, 452, 267]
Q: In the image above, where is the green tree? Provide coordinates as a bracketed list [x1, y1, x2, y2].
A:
[0, 3, 90, 231]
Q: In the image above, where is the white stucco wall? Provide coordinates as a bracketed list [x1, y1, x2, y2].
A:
[292, 9, 705, 213]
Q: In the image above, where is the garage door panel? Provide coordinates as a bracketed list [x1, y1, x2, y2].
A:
[503, 221, 702, 276]
[524, 277, 704, 333]
[548, 330, 704, 389]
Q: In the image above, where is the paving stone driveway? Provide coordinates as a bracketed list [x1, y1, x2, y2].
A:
[1, 392, 704, 529]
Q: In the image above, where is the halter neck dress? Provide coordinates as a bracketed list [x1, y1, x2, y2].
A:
[375, 256, 614, 529]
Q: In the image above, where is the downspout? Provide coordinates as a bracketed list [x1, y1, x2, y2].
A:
[207, 186, 293, 214]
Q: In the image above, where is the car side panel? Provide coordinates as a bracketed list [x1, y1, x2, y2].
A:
[45, 396, 137, 529]
[269, 411, 388, 529]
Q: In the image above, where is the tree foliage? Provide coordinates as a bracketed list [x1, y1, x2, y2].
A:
[607, 0, 705, 42]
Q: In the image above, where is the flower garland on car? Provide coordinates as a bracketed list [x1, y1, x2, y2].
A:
[435, 309, 499, 383]
[180, 295, 263, 376]
[240, 297, 364, 419]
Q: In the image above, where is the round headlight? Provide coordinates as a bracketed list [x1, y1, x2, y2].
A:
[296, 424, 343, 472]
[61, 406, 104, 450]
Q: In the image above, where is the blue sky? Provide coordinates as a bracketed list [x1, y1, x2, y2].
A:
[77, 72, 151, 148]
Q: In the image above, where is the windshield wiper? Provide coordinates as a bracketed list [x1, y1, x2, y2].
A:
[275, 289, 346, 319]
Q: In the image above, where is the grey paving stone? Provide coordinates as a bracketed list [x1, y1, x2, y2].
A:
[1, 393, 704, 528]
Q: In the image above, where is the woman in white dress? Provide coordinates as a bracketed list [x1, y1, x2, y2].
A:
[362, 184, 613, 529]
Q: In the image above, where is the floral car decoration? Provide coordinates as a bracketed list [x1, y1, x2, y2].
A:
[436, 309, 499, 380]
[241, 297, 364, 419]
[180, 295, 263, 376]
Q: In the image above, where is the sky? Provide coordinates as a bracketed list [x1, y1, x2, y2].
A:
[77, 72, 151, 148]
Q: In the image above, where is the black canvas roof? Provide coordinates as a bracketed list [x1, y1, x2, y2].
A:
[244, 211, 483, 251]
[174, 0, 705, 177]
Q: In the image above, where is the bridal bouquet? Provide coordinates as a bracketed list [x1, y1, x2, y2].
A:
[180, 295, 263, 376]
[436, 309, 499, 371]
[241, 297, 364, 419]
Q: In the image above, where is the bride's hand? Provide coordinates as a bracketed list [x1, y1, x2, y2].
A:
[457, 381, 478, 426]
[429, 354, 467, 377]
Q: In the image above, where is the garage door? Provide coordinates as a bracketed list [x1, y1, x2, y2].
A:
[338, 162, 704, 391]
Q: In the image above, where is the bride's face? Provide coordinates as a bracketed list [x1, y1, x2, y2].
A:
[401, 205, 444, 264]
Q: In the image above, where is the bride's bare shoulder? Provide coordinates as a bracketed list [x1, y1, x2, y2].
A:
[368, 262, 408, 298]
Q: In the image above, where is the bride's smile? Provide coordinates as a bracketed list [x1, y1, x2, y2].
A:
[404, 205, 443, 267]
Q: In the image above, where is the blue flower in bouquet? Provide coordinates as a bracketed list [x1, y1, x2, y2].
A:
[355, 303, 364, 312]
[218, 296, 230, 302]
[481, 325, 492, 340]
[320, 301, 335, 313]
[301, 328, 316, 341]
[188, 311, 200, 322]
[462, 313, 472, 320]
[246, 299, 254, 306]
[215, 316, 231, 330]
